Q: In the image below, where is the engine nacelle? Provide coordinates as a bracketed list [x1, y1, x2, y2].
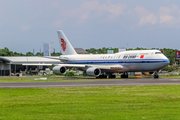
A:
[53, 65, 66, 75]
[86, 67, 101, 76]
[142, 72, 154, 76]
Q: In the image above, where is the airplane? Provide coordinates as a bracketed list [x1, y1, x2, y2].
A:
[52, 30, 170, 79]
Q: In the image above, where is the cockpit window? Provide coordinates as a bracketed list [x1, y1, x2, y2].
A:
[155, 52, 162, 54]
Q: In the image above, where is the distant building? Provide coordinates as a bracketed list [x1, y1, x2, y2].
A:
[0, 57, 61, 76]
[119, 47, 126, 52]
[107, 48, 114, 54]
[43, 43, 51, 56]
[74, 48, 88, 54]
[0, 48, 88, 76]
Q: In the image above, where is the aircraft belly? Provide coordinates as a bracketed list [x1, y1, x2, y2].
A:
[102, 67, 127, 72]
[142, 62, 168, 71]
[84, 63, 128, 72]
[123, 63, 144, 72]
[125, 62, 169, 72]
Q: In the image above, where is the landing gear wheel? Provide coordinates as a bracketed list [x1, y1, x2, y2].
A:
[96, 74, 107, 79]
[102, 75, 107, 78]
[121, 72, 128, 78]
[108, 74, 116, 79]
[104, 75, 107, 78]
[113, 75, 116, 78]
[154, 74, 159, 79]
[154, 72, 159, 79]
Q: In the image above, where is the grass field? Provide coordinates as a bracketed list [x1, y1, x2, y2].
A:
[1, 85, 180, 120]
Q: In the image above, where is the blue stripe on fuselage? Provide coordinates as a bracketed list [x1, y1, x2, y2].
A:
[67, 59, 170, 64]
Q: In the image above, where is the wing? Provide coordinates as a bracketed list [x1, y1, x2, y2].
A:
[55, 64, 128, 73]
[91, 64, 129, 73]
[42, 56, 68, 63]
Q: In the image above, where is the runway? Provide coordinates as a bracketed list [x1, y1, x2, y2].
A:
[0, 78, 180, 88]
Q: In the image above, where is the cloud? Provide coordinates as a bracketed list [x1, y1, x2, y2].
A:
[66, 1, 127, 22]
[51, 21, 63, 28]
[158, 5, 180, 26]
[3, 0, 180, 29]
[139, 14, 157, 25]
[135, 5, 180, 27]
[20, 25, 32, 31]
[135, 6, 157, 25]
[159, 15, 174, 24]
[65, 1, 180, 27]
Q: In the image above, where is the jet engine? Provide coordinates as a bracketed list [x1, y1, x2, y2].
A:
[86, 67, 101, 76]
[142, 72, 154, 76]
[53, 65, 66, 75]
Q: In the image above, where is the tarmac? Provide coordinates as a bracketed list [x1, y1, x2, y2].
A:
[0, 78, 180, 88]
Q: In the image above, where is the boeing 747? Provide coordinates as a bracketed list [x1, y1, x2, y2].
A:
[52, 30, 170, 79]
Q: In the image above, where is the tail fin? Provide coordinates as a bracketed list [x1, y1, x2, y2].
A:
[57, 30, 77, 55]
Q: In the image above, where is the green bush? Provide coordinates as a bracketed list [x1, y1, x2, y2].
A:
[82, 72, 87, 76]
[64, 71, 75, 77]
[72, 67, 77, 71]
[48, 65, 54, 70]
[163, 66, 175, 72]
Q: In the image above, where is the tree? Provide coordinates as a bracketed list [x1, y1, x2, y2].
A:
[162, 48, 177, 65]
[0, 47, 14, 56]
[114, 48, 119, 53]
[26, 52, 34, 56]
[13, 52, 25, 56]
[102, 47, 107, 54]
[51, 52, 61, 56]
[36, 52, 43, 56]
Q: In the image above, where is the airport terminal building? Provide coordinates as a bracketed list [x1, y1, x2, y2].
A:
[0, 48, 88, 76]
[0, 57, 62, 76]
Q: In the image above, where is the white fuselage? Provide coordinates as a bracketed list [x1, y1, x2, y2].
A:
[60, 50, 169, 73]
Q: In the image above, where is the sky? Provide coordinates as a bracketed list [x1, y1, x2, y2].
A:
[1, 0, 180, 53]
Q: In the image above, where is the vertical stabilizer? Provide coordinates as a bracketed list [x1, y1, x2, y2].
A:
[57, 30, 77, 55]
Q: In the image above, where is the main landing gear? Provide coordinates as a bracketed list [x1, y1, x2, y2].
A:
[96, 74, 107, 79]
[108, 74, 116, 78]
[154, 72, 159, 79]
[96, 74, 116, 79]
[121, 72, 128, 78]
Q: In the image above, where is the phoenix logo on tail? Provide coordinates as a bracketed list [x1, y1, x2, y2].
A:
[61, 38, 66, 51]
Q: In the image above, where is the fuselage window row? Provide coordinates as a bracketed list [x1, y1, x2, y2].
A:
[100, 55, 121, 59]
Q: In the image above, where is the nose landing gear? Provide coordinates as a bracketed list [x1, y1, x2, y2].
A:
[154, 72, 159, 79]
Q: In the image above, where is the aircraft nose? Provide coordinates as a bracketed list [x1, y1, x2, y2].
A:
[165, 59, 170, 66]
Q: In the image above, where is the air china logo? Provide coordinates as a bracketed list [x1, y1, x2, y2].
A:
[140, 55, 144, 59]
[60, 38, 66, 52]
